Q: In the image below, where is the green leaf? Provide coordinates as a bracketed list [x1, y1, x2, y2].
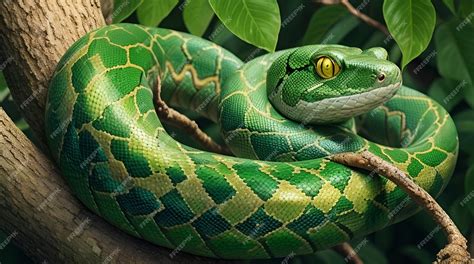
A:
[183, 0, 214, 36]
[207, 21, 235, 45]
[383, 0, 436, 69]
[14, 119, 29, 132]
[137, 0, 178, 27]
[427, 78, 465, 112]
[435, 19, 474, 85]
[208, 0, 280, 52]
[442, 0, 456, 14]
[302, 5, 348, 45]
[320, 15, 360, 45]
[112, 0, 143, 23]
[458, 0, 474, 18]
[0, 71, 7, 91]
[454, 110, 474, 156]
[465, 165, 474, 217]
[0, 87, 9, 102]
[0, 71, 9, 102]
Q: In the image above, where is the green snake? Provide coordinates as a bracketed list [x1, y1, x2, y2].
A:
[45, 24, 458, 259]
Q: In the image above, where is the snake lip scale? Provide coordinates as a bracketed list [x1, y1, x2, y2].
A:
[45, 24, 458, 259]
[289, 81, 402, 124]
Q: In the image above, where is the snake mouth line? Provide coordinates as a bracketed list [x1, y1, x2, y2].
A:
[294, 81, 402, 124]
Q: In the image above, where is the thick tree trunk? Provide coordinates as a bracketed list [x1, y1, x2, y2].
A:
[0, 1, 231, 263]
[0, 0, 105, 146]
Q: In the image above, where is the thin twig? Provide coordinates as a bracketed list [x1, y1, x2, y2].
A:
[333, 242, 364, 264]
[340, 0, 389, 36]
[153, 76, 231, 155]
[330, 150, 472, 264]
[316, 0, 390, 36]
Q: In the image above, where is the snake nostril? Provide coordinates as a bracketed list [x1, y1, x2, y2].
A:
[377, 73, 385, 82]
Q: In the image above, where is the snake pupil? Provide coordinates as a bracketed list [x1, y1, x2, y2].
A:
[315, 56, 340, 79]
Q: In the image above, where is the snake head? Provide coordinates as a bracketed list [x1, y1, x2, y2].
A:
[267, 45, 402, 124]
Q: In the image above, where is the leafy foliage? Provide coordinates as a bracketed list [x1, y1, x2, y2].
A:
[137, 0, 179, 26]
[112, 0, 143, 23]
[302, 5, 348, 45]
[1, 0, 473, 263]
[383, 0, 436, 68]
[208, 0, 281, 52]
[183, 0, 214, 36]
[443, 0, 457, 14]
[428, 78, 464, 112]
[435, 19, 474, 84]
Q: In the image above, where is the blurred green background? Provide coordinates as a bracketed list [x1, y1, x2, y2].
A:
[1, 0, 473, 263]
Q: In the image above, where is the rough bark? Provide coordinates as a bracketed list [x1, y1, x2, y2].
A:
[0, 0, 105, 147]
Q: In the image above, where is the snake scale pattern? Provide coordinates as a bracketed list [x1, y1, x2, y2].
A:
[45, 24, 458, 259]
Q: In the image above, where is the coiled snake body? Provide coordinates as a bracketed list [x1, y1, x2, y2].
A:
[45, 24, 458, 259]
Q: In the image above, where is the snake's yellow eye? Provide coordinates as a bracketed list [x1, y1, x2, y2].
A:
[315, 56, 340, 79]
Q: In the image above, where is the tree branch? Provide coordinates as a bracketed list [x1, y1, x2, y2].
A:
[339, 0, 389, 36]
[153, 77, 231, 155]
[332, 242, 364, 264]
[316, 0, 389, 36]
[330, 150, 472, 264]
[0, 0, 105, 147]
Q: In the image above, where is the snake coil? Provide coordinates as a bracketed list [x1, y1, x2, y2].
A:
[45, 24, 458, 259]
